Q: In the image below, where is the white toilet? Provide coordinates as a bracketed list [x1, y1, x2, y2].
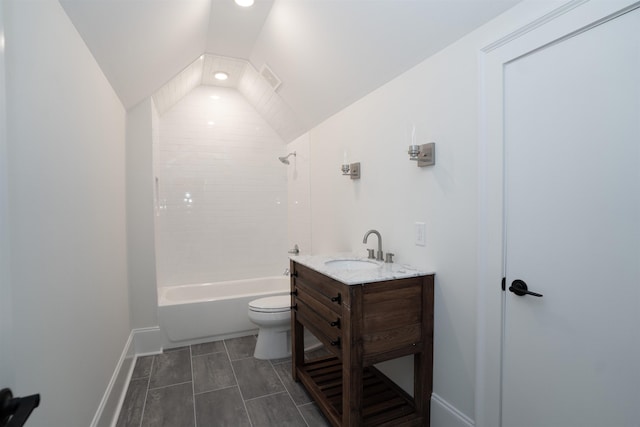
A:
[248, 294, 319, 360]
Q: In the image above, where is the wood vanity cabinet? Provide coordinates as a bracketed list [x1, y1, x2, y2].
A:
[290, 260, 434, 427]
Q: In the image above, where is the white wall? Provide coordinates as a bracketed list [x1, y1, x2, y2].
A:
[303, 2, 561, 425]
[308, 46, 479, 422]
[4, 1, 130, 425]
[154, 86, 289, 286]
[0, 0, 13, 390]
[126, 98, 159, 329]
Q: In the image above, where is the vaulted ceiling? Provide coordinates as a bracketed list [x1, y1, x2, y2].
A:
[60, 0, 521, 141]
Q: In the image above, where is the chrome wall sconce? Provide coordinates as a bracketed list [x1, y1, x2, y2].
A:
[341, 162, 361, 179]
[408, 142, 436, 167]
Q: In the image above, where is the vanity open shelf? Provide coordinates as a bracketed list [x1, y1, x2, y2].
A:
[290, 259, 434, 426]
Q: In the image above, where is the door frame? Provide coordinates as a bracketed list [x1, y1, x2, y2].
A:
[475, 1, 640, 426]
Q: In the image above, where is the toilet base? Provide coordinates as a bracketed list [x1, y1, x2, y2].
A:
[253, 328, 322, 360]
[254, 326, 289, 360]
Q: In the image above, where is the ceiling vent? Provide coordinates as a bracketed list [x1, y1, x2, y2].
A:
[260, 64, 282, 91]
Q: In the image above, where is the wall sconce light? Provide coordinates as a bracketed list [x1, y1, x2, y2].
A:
[408, 143, 436, 167]
[341, 162, 361, 179]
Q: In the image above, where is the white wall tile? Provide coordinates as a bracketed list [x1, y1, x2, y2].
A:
[286, 133, 312, 256]
[155, 86, 289, 286]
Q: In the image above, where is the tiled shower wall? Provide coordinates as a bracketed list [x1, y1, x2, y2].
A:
[153, 86, 290, 287]
[286, 133, 312, 256]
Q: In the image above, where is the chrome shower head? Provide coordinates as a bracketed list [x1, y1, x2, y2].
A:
[278, 152, 296, 165]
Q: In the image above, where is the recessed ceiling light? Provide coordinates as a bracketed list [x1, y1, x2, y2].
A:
[214, 71, 229, 81]
[235, 0, 254, 7]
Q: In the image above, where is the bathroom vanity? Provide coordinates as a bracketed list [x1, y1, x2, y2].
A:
[290, 255, 434, 426]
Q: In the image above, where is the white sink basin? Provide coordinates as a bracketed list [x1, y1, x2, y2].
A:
[324, 259, 380, 270]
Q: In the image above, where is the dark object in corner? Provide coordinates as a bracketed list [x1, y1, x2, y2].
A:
[0, 388, 40, 427]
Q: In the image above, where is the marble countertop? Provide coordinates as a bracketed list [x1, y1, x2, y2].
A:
[290, 253, 434, 285]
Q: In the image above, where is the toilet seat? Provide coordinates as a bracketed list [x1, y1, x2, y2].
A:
[248, 295, 290, 313]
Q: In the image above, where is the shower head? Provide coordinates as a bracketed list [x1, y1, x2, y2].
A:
[278, 152, 296, 165]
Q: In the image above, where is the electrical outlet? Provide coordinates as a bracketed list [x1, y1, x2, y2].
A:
[415, 222, 426, 246]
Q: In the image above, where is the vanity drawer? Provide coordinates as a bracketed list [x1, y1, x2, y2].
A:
[295, 298, 342, 356]
[293, 263, 344, 315]
[294, 296, 341, 340]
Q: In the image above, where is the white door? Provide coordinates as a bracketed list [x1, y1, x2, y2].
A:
[502, 8, 640, 427]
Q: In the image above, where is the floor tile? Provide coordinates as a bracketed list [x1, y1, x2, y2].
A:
[141, 382, 194, 427]
[195, 386, 251, 427]
[115, 378, 148, 427]
[117, 339, 333, 427]
[272, 362, 312, 405]
[270, 345, 329, 367]
[131, 355, 153, 379]
[298, 402, 332, 427]
[148, 348, 192, 389]
[232, 357, 285, 400]
[269, 355, 292, 366]
[225, 335, 257, 360]
[191, 340, 225, 356]
[193, 352, 236, 394]
[245, 392, 307, 427]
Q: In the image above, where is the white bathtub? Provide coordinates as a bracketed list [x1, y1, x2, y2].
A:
[158, 276, 290, 346]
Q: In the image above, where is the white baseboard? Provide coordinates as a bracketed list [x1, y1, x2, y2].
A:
[90, 332, 135, 427]
[90, 327, 162, 427]
[431, 393, 475, 427]
[133, 326, 162, 355]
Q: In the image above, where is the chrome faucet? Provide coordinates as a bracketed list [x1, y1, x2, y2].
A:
[362, 229, 383, 261]
[288, 244, 300, 255]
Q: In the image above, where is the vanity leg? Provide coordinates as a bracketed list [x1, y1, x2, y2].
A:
[342, 286, 363, 426]
[415, 275, 434, 424]
[342, 361, 363, 426]
[291, 262, 304, 382]
[291, 319, 304, 382]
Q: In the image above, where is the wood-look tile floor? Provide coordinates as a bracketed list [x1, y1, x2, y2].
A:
[116, 336, 332, 427]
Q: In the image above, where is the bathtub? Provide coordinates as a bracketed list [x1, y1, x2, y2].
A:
[158, 276, 290, 346]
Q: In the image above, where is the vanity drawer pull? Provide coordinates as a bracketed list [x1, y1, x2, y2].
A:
[291, 304, 298, 311]
[330, 338, 341, 347]
[330, 293, 341, 304]
[329, 319, 340, 328]
[290, 289, 298, 296]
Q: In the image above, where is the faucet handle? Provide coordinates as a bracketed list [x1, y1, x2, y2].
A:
[385, 253, 395, 263]
[366, 249, 375, 259]
[288, 244, 300, 255]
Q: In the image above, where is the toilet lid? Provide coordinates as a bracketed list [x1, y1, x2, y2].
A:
[249, 295, 291, 313]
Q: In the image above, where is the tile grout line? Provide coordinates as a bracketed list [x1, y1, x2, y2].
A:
[137, 356, 154, 427]
[147, 380, 193, 391]
[224, 339, 255, 427]
[242, 390, 290, 403]
[271, 361, 312, 427]
[190, 345, 197, 427]
[192, 383, 238, 397]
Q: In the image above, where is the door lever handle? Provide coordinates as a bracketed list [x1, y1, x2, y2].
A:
[509, 279, 543, 297]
